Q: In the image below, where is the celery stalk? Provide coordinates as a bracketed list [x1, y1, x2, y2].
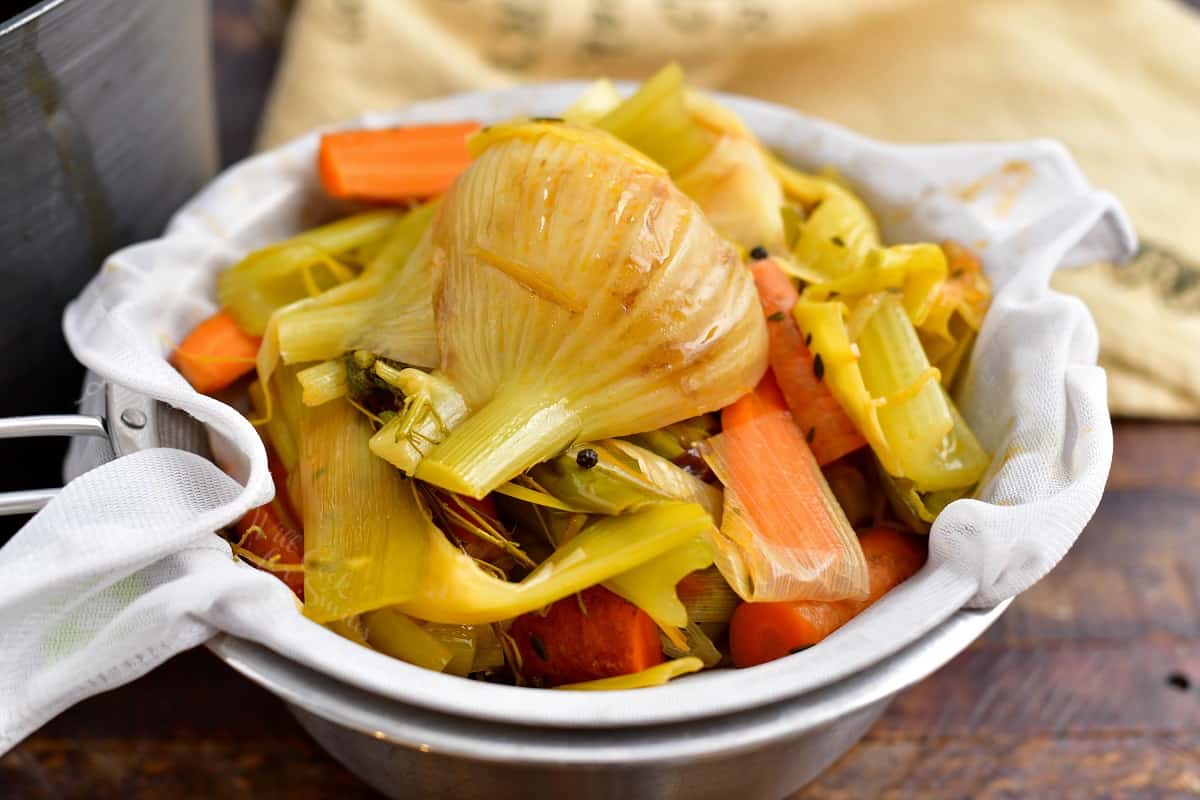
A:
[273, 203, 439, 368]
[296, 360, 347, 406]
[594, 62, 712, 174]
[218, 210, 401, 334]
[563, 78, 622, 125]
[416, 391, 580, 499]
[856, 293, 955, 490]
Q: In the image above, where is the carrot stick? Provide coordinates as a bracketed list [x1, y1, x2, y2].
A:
[729, 527, 926, 667]
[709, 372, 867, 601]
[749, 258, 866, 465]
[511, 586, 664, 687]
[318, 122, 482, 202]
[172, 311, 261, 394]
[235, 500, 304, 598]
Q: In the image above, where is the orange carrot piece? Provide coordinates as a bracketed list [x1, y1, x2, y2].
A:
[511, 586, 664, 687]
[172, 311, 261, 394]
[715, 372, 866, 603]
[235, 501, 304, 598]
[729, 527, 926, 667]
[318, 122, 482, 202]
[749, 258, 866, 465]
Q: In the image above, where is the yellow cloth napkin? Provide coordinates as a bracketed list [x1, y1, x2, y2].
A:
[259, 0, 1200, 418]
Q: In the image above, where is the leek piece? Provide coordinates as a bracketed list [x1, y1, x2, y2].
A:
[530, 440, 719, 630]
[363, 609, 453, 672]
[795, 293, 988, 491]
[772, 161, 881, 279]
[662, 621, 724, 668]
[296, 359, 348, 406]
[300, 398, 428, 622]
[877, 459, 972, 534]
[417, 122, 768, 497]
[420, 623, 480, 677]
[793, 297, 898, 474]
[563, 78, 622, 125]
[678, 566, 741, 624]
[823, 460, 873, 529]
[606, 534, 713, 630]
[325, 616, 369, 647]
[802, 243, 948, 327]
[472, 625, 508, 674]
[368, 368, 469, 475]
[273, 203, 438, 368]
[554, 657, 703, 691]
[622, 415, 717, 463]
[397, 497, 714, 625]
[250, 367, 306, 510]
[218, 210, 400, 334]
[493, 481, 585, 513]
[684, 89, 754, 139]
[594, 62, 712, 174]
[918, 241, 992, 388]
[530, 440, 721, 520]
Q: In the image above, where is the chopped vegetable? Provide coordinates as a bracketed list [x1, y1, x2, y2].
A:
[300, 397, 428, 623]
[369, 367, 470, 475]
[296, 359, 347, 406]
[511, 586, 664, 686]
[173, 311, 260, 394]
[749, 258, 866, 465]
[677, 566, 742, 624]
[563, 78, 622, 125]
[397, 498, 714, 625]
[729, 527, 926, 667]
[856, 294, 989, 491]
[699, 373, 869, 602]
[555, 657, 703, 690]
[823, 459, 874, 528]
[218, 210, 400, 335]
[318, 122, 482, 202]
[271, 202, 439, 370]
[363, 608, 453, 672]
[594, 62, 711, 174]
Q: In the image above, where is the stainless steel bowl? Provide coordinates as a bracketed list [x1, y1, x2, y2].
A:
[208, 602, 1006, 800]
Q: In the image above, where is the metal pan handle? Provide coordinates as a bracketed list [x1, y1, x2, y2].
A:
[0, 415, 109, 515]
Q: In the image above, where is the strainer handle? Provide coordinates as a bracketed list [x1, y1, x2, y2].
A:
[0, 415, 109, 515]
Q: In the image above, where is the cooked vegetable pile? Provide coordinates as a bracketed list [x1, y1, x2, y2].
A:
[173, 64, 992, 689]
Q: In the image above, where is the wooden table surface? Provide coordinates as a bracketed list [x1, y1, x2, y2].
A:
[3, 2, 1199, 797]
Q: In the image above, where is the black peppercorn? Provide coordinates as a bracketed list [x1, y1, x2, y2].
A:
[749, 245, 769, 261]
[575, 448, 599, 469]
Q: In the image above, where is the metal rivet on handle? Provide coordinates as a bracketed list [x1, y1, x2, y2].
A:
[119, 408, 147, 430]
